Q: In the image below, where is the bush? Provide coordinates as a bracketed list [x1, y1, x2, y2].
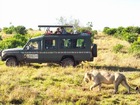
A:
[3, 26, 15, 34]
[104, 26, 139, 44]
[3, 26, 27, 35]
[123, 33, 138, 43]
[14, 26, 27, 35]
[113, 44, 124, 53]
[103, 27, 110, 34]
[103, 27, 117, 35]
[129, 41, 140, 53]
[92, 30, 98, 35]
[105, 28, 117, 35]
[0, 34, 28, 50]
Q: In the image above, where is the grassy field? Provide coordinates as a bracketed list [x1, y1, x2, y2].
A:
[0, 33, 140, 105]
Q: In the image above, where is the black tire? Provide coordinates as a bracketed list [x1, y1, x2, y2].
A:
[61, 58, 75, 67]
[6, 57, 18, 67]
[92, 44, 97, 57]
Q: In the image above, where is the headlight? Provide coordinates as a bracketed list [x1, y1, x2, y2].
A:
[1, 51, 5, 57]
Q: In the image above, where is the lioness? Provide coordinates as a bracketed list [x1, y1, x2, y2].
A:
[84, 70, 139, 94]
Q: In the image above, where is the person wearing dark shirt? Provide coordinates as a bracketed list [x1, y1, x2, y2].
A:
[55, 28, 61, 34]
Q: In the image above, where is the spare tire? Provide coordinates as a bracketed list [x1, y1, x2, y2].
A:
[92, 44, 97, 57]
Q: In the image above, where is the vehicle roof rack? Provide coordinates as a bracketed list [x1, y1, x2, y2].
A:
[38, 25, 73, 28]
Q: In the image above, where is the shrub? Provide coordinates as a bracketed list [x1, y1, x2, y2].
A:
[129, 41, 140, 53]
[0, 34, 28, 50]
[3, 26, 27, 35]
[103, 27, 110, 34]
[92, 30, 98, 35]
[103, 27, 117, 35]
[107, 28, 117, 35]
[113, 44, 124, 53]
[3, 26, 15, 34]
[14, 26, 27, 35]
[122, 33, 138, 43]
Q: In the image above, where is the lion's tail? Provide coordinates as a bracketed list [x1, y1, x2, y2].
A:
[123, 78, 139, 93]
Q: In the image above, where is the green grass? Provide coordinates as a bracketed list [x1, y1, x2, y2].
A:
[0, 65, 140, 105]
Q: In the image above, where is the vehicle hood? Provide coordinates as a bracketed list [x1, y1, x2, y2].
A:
[3, 48, 23, 52]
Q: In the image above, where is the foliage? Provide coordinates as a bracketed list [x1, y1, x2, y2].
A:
[3, 26, 13, 34]
[56, 16, 80, 29]
[122, 33, 138, 43]
[113, 44, 124, 53]
[104, 28, 117, 35]
[0, 34, 28, 49]
[2, 25, 27, 35]
[103, 26, 139, 42]
[92, 30, 98, 35]
[129, 41, 140, 53]
[103, 27, 110, 34]
[103, 26, 140, 53]
[14, 26, 27, 35]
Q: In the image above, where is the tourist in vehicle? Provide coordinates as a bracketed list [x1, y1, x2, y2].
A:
[61, 27, 67, 34]
[45, 28, 52, 35]
[55, 28, 61, 34]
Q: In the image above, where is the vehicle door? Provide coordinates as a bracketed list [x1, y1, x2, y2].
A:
[42, 38, 58, 62]
[23, 39, 43, 63]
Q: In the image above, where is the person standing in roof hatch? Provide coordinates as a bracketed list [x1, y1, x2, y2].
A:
[61, 27, 67, 34]
[55, 28, 62, 34]
[45, 28, 51, 35]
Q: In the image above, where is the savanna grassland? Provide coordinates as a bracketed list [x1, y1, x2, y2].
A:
[0, 33, 140, 105]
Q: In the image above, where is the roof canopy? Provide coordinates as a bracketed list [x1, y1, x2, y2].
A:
[38, 25, 73, 28]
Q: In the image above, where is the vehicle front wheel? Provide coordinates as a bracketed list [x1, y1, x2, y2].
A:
[6, 57, 18, 67]
[61, 58, 75, 67]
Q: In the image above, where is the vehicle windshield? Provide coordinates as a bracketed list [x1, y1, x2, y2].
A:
[24, 40, 41, 50]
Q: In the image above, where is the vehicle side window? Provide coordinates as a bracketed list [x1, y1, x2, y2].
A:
[76, 39, 85, 48]
[26, 40, 41, 50]
[60, 38, 85, 49]
[60, 39, 72, 48]
[45, 39, 56, 49]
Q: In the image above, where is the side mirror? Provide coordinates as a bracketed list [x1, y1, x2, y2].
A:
[24, 46, 30, 50]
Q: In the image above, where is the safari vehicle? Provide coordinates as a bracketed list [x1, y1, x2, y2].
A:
[0, 25, 97, 67]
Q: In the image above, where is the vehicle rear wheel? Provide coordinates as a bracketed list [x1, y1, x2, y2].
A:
[6, 57, 18, 67]
[61, 58, 75, 67]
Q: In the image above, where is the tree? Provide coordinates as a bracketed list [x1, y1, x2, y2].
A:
[56, 17, 80, 29]
[14, 26, 27, 35]
[106, 28, 117, 35]
[86, 22, 93, 28]
[103, 27, 110, 34]
[3, 27, 13, 34]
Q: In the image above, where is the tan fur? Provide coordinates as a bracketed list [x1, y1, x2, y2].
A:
[84, 70, 139, 94]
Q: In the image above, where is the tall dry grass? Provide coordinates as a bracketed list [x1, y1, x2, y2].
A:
[93, 33, 140, 70]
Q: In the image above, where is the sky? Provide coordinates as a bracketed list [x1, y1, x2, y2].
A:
[0, 0, 140, 30]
